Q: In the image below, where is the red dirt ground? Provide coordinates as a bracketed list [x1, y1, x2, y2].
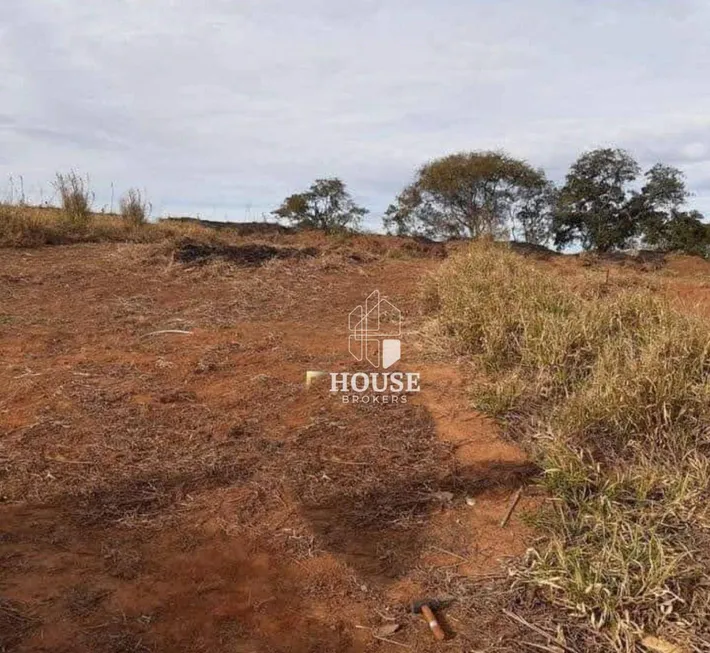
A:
[0, 239, 538, 652]
[4, 237, 705, 652]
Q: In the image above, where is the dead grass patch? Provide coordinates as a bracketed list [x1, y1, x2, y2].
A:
[0, 204, 167, 247]
[0, 598, 39, 650]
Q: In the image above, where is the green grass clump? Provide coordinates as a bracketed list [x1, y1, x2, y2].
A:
[425, 242, 710, 650]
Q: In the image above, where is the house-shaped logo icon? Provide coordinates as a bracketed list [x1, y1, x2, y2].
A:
[348, 290, 402, 369]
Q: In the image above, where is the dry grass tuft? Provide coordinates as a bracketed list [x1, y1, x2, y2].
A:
[425, 241, 710, 651]
[119, 188, 151, 226]
[54, 171, 94, 225]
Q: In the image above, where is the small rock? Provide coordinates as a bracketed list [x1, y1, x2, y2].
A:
[465, 496, 476, 507]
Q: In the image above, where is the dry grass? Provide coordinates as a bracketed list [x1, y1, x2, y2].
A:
[424, 241, 710, 651]
[119, 188, 151, 226]
[54, 171, 94, 225]
[0, 203, 228, 248]
[0, 204, 61, 246]
[0, 598, 39, 650]
[0, 202, 453, 280]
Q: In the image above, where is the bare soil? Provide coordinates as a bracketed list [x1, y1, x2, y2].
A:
[3, 235, 705, 652]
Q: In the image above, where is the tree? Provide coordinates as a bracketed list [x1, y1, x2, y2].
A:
[554, 150, 710, 255]
[661, 210, 710, 256]
[512, 179, 558, 245]
[384, 151, 551, 241]
[553, 148, 641, 252]
[272, 178, 367, 232]
[636, 164, 691, 248]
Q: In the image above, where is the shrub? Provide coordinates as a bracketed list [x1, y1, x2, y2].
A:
[53, 172, 93, 225]
[119, 188, 151, 226]
[425, 242, 710, 649]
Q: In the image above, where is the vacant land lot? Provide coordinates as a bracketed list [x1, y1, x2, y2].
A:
[0, 233, 541, 652]
[2, 230, 710, 652]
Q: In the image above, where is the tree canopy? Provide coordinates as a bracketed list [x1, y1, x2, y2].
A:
[636, 163, 693, 249]
[270, 148, 709, 258]
[272, 178, 367, 232]
[552, 148, 641, 252]
[552, 148, 709, 254]
[384, 151, 552, 242]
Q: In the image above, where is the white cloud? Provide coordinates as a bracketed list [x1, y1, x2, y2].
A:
[2, 0, 710, 227]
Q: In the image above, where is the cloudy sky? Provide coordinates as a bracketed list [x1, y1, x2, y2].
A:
[2, 0, 710, 229]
